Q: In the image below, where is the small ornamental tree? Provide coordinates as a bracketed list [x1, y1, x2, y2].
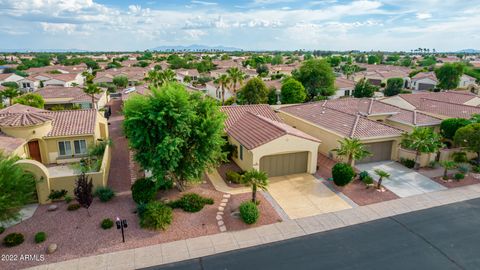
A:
[440, 118, 471, 141]
[281, 77, 307, 104]
[83, 84, 102, 109]
[435, 63, 464, 90]
[401, 127, 444, 169]
[242, 169, 268, 203]
[333, 138, 371, 166]
[112, 75, 129, 88]
[440, 160, 457, 180]
[384, 78, 404, 97]
[74, 172, 94, 216]
[374, 169, 390, 190]
[454, 123, 480, 165]
[237, 77, 269, 105]
[353, 78, 377, 98]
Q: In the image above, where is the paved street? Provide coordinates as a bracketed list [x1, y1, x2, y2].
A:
[356, 161, 446, 197]
[147, 198, 480, 270]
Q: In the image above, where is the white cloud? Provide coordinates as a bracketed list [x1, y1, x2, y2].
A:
[191, 0, 218, 6]
[416, 12, 432, 19]
[40, 22, 77, 34]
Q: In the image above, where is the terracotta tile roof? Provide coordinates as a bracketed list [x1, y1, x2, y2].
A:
[417, 99, 480, 119]
[398, 91, 477, 107]
[47, 109, 97, 137]
[227, 112, 319, 150]
[122, 85, 151, 101]
[0, 132, 25, 154]
[220, 104, 281, 130]
[34, 86, 102, 103]
[335, 77, 355, 89]
[0, 104, 97, 136]
[412, 71, 437, 82]
[321, 98, 441, 126]
[280, 102, 403, 139]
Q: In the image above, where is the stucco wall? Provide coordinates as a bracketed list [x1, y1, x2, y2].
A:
[380, 96, 416, 110]
[229, 136, 254, 172]
[398, 147, 436, 167]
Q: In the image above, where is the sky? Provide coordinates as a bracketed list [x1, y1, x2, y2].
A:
[0, 0, 479, 52]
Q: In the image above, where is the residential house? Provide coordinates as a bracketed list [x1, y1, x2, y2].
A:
[221, 104, 320, 177]
[0, 73, 25, 86]
[381, 91, 480, 119]
[94, 67, 146, 87]
[34, 86, 109, 109]
[410, 72, 438, 91]
[459, 74, 477, 89]
[278, 98, 442, 165]
[355, 64, 411, 87]
[32, 73, 85, 88]
[0, 104, 110, 203]
[333, 77, 356, 99]
[176, 68, 200, 82]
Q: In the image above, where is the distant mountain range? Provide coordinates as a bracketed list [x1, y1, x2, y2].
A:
[456, 49, 480, 53]
[151, 44, 242, 52]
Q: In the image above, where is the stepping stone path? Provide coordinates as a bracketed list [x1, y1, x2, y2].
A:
[217, 193, 231, 232]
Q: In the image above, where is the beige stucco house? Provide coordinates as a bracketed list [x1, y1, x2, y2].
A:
[0, 104, 110, 204]
[221, 105, 320, 177]
[34, 86, 109, 109]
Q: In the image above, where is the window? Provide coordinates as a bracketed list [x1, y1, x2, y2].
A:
[344, 90, 350, 96]
[74, 140, 87, 155]
[239, 145, 244, 160]
[58, 141, 72, 156]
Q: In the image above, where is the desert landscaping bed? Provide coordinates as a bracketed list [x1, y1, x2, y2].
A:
[432, 174, 480, 188]
[217, 161, 244, 188]
[329, 179, 399, 206]
[0, 176, 280, 270]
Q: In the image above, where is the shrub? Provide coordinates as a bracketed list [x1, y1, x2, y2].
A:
[94, 187, 115, 202]
[64, 195, 73, 203]
[34, 232, 46, 243]
[226, 170, 243, 184]
[362, 175, 374, 186]
[452, 152, 468, 163]
[131, 178, 157, 204]
[239, 201, 259, 224]
[67, 203, 81, 211]
[332, 163, 355, 186]
[457, 164, 470, 174]
[101, 218, 114, 230]
[454, 173, 465, 181]
[473, 166, 480, 173]
[139, 202, 173, 230]
[400, 158, 416, 169]
[168, 193, 214, 213]
[359, 171, 369, 181]
[427, 161, 437, 168]
[3, 233, 24, 247]
[48, 189, 67, 200]
[0, 227, 4, 235]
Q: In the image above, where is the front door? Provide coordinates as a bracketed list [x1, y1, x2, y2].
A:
[28, 140, 42, 163]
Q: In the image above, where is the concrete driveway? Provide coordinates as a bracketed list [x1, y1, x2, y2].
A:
[267, 174, 351, 219]
[356, 161, 447, 198]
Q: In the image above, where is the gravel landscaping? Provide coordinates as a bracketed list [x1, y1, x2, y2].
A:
[432, 173, 480, 188]
[216, 161, 244, 188]
[0, 176, 280, 270]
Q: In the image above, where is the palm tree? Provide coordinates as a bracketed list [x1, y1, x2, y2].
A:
[242, 169, 269, 203]
[226, 67, 245, 98]
[160, 69, 177, 86]
[440, 160, 457, 180]
[333, 138, 372, 166]
[145, 70, 161, 87]
[83, 84, 102, 109]
[216, 74, 231, 105]
[145, 69, 176, 88]
[374, 169, 390, 190]
[401, 127, 444, 170]
[1, 87, 20, 106]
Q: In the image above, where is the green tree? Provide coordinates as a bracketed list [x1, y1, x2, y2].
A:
[454, 123, 480, 165]
[256, 64, 269, 77]
[367, 55, 380, 64]
[242, 169, 268, 203]
[1, 87, 21, 106]
[0, 154, 36, 222]
[440, 118, 471, 141]
[112, 75, 129, 88]
[374, 169, 390, 189]
[13, 93, 45, 109]
[353, 78, 377, 98]
[237, 77, 269, 104]
[271, 54, 283, 65]
[439, 160, 457, 180]
[384, 78, 404, 97]
[215, 74, 231, 105]
[280, 78, 306, 104]
[435, 63, 464, 90]
[83, 84, 102, 109]
[123, 83, 226, 190]
[401, 127, 444, 169]
[333, 138, 372, 166]
[293, 59, 335, 100]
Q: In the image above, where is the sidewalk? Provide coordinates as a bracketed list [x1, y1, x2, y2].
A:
[26, 183, 480, 270]
[206, 170, 250, 194]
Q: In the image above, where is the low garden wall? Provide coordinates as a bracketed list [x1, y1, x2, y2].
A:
[398, 148, 435, 167]
[17, 145, 112, 204]
[439, 148, 477, 162]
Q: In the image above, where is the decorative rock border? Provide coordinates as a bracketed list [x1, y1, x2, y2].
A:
[217, 194, 231, 232]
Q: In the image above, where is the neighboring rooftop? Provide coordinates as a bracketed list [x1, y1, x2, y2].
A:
[220, 104, 282, 130]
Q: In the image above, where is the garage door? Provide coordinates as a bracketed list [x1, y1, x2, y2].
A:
[356, 141, 392, 164]
[260, 152, 308, 177]
[418, 83, 435, 91]
[368, 79, 382, 86]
